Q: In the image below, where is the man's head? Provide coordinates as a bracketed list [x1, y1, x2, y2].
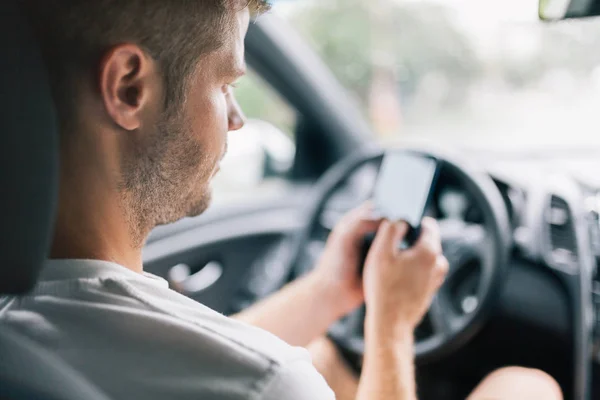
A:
[21, 0, 269, 246]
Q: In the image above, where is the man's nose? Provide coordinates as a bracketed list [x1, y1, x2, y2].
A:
[228, 96, 246, 132]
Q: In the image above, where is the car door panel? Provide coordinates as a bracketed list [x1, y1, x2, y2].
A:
[143, 195, 306, 313]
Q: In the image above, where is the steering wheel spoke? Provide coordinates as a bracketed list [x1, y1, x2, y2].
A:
[478, 232, 498, 278]
[440, 219, 487, 281]
[428, 290, 462, 339]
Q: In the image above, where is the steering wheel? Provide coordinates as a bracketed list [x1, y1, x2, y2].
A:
[286, 148, 512, 366]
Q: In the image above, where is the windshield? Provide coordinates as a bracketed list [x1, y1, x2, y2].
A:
[271, 0, 600, 151]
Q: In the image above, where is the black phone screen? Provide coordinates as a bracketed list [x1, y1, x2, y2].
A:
[373, 152, 439, 229]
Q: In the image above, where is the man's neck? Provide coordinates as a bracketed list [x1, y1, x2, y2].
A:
[50, 146, 148, 274]
[51, 227, 145, 273]
[51, 201, 146, 273]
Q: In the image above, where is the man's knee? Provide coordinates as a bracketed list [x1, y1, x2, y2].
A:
[469, 366, 562, 400]
[487, 366, 559, 386]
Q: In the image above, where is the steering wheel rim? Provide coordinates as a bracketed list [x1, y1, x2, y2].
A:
[286, 147, 512, 365]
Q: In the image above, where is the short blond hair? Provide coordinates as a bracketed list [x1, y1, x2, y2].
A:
[20, 0, 270, 133]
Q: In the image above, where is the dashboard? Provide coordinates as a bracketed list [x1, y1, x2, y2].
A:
[318, 154, 598, 271]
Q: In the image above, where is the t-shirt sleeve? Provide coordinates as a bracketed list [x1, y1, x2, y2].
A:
[260, 359, 336, 400]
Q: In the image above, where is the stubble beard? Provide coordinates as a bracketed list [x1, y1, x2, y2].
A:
[119, 109, 215, 248]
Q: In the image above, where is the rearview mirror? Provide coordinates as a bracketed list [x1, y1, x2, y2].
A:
[539, 0, 600, 21]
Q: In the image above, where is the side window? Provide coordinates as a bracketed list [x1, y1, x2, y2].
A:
[211, 70, 297, 205]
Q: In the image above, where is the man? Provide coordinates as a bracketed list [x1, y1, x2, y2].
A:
[0, 1, 562, 399]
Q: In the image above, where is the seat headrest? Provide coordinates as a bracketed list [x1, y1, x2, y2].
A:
[0, 1, 59, 294]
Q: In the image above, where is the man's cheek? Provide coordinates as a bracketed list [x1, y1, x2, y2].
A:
[203, 93, 228, 132]
[208, 97, 228, 136]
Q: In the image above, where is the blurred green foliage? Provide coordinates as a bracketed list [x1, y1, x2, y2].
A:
[236, 0, 484, 132]
[236, 0, 600, 140]
[234, 70, 296, 136]
[291, 0, 481, 103]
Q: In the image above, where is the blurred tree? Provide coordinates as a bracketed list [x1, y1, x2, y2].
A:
[495, 18, 600, 88]
[291, 0, 373, 102]
[290, 0, 482, 113]
[388, 2, 482, 101]
[234, 70, 297, 136]
[238, 0, 600, 140]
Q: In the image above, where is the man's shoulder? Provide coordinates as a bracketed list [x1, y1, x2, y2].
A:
[108, 270, 308, 368]
[120, 279, 334, 399]
[1, 266, 326, 399]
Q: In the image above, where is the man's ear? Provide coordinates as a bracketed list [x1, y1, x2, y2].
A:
[98, 44, 156, 131]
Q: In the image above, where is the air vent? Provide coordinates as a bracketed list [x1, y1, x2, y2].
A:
[546, 195, 578, 270]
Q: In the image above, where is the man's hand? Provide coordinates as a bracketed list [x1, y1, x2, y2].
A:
[233, 202, 381, 346]
[356, 218, 448, 400]
[363, 217, 448, 332]
[311, 202, 382, 318]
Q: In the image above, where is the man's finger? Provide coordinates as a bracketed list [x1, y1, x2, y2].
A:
[414, 218, 443, 255]
[432, 255, 449, 289]
[421, 217, 441, 248]
[350, 201, 379, 223]
[338, 202, 383, 242]
[371, 220, 408, 257]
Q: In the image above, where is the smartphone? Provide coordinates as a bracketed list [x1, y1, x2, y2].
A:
[373, 151, 439, 245]
[360, 152, 439, 270]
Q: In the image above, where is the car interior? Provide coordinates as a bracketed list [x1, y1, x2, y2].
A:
[2, 0, 600, 399]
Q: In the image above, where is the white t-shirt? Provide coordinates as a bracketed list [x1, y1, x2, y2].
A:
[0, 259, 335, 400]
